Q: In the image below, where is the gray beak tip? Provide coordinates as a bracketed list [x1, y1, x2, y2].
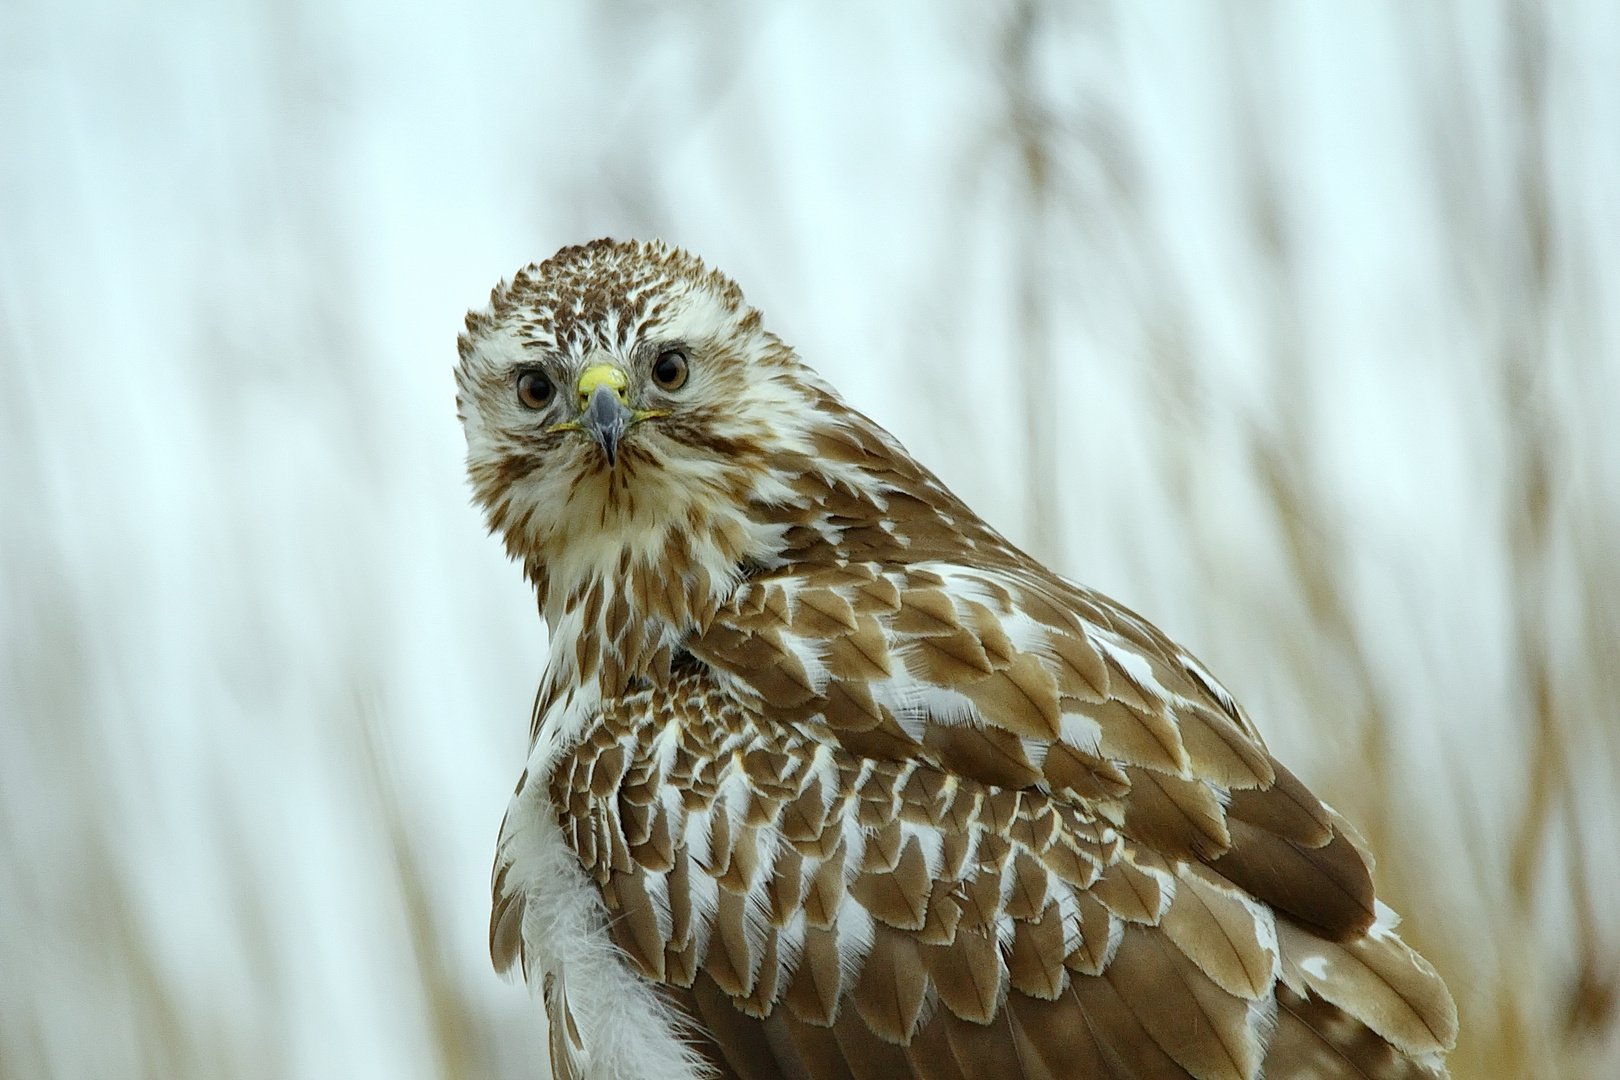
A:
[582, 384, 633, 466]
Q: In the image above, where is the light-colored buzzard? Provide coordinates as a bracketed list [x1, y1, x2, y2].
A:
[455, 239, 1456, 1080]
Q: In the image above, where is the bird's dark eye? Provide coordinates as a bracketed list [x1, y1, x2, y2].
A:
[652, 349, 689, 391]
[516, 370, 553, 409]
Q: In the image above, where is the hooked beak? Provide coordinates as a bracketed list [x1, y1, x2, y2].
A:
[581, 381, 634, 465]
[549, 363, 662, 467]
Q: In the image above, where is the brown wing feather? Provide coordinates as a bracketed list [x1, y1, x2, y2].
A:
[1268, 984, 1448, 1080]
[513, 409, 1453, 1079]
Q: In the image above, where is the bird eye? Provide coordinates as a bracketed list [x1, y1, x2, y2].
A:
[652, 349, 689, 391]
[516, 370, 553, 409]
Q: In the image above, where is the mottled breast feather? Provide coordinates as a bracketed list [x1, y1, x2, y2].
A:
[469, 239, 1457, 1080]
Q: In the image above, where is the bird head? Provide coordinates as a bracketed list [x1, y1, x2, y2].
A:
[455, 239, 823, 605]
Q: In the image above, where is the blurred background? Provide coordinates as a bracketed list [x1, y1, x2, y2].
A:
[2, 2, 1617, 1078]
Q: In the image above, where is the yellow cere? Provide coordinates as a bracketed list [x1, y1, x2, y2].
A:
[576, 364, 628, 401]
[548, 363, 667, 432]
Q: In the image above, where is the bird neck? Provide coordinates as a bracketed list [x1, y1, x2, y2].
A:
[527, 495, 789, 708]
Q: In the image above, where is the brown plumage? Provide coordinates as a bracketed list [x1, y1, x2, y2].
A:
[456, 238, 1456, 1080]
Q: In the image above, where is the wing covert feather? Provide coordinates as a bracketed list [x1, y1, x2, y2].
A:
[507, 562, 1452, 1079]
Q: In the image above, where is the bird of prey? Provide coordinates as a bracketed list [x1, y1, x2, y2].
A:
[455, 239, 1456, 1080]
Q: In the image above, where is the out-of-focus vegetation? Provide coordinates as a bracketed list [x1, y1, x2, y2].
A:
[1, 3, 1615, 1079]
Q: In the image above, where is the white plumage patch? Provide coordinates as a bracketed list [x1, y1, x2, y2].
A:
[492, 753, 705, 1080]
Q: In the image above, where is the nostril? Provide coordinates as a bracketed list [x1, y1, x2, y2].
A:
[580, 385, 626, 408]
